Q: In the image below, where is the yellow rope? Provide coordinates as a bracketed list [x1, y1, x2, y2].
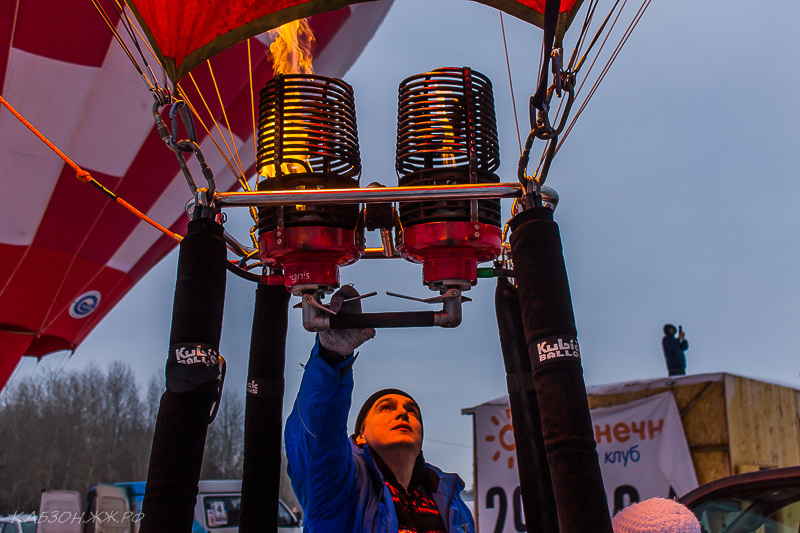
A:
[207, 60, 247, 182]
[90, 0, 154, 91]
[246, 40, 260, 227]
[183, 73, 242, 180]
[0, 95, 182, 242]
[248, 39, 259, 191]
[122, 1, 161, 68]
[177, 85, 255, 201]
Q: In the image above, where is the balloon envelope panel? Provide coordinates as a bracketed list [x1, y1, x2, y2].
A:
[0, 0, 393, 389]
[127, 0, 582, 82]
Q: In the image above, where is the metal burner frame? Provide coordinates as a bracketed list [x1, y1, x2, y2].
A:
[202, 182, 551, 332]
[210, 69, 555, 332]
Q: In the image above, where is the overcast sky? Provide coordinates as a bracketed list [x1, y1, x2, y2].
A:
[10, 0, 800, 488]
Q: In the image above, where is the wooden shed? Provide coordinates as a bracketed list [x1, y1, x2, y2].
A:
[586, 373, 800, 486]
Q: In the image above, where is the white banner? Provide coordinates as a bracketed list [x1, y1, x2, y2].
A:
[469, 392, 697, 533]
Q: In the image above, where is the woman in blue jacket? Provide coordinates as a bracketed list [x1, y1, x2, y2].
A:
[284, 286, 475, 533]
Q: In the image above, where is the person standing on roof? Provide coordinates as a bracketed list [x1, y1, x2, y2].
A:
[661, 324, 689, 376]
[284, 285, 475, 533]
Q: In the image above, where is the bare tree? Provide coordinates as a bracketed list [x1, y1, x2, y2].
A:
[146, 374, 164, 430]
[0, 366, 303, 516]
[0, 363, 149, 514]
[280, 448, 300, 512]
[201, 390, 245, 479]
[144, 373, 164, 452]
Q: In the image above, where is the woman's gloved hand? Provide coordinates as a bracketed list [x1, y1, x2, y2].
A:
[319, 285, 376, 358]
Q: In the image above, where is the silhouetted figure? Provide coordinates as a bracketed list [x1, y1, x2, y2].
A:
[662, 324, 688, 376]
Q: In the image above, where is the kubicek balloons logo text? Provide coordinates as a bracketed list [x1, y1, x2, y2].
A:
[69, 291, 102, 319]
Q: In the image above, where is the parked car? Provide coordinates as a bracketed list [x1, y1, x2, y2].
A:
[0, 514, 37, 533]
[37, 481, 300, 533]
[679, 465, 800, 533]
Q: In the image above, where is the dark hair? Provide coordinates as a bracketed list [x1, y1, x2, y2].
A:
[663, 324, 677, 335]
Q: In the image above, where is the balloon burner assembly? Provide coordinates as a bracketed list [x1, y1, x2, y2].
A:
[395, 67, 502, 292]
[235, 68, 514, 330]
[256, 74, 363, 294]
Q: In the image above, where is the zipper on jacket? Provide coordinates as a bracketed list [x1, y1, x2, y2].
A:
[444, 476, 459, 529]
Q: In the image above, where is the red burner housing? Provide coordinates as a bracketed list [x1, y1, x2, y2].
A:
[255, 74, 363, 292]
[259, 226, 363, 291]
[394, 68, 503, 289]
[397, 221, 501, 286]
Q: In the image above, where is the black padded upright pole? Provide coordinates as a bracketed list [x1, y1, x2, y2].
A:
[509, 207, 612, 533]
[495, 278, 558, 533]
[140, 218, 227, 533]
[239, 283, 291, 533]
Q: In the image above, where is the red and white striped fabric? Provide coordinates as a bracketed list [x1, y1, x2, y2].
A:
[127, 0, 581, 82]
[0, 0, 392, 389]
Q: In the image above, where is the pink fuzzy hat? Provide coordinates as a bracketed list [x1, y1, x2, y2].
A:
[612, 498, 701, 533]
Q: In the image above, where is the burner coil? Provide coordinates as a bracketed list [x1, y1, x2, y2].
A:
[396, 67, 501, 228]
[256, 74, 361, 233]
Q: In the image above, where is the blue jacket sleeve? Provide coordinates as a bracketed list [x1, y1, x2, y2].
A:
[284, 337, 358, 527]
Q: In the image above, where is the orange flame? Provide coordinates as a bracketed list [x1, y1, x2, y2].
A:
[432, 85, 457, 167]
[268, 19, 315, 76]
[264, 19, 316, 213]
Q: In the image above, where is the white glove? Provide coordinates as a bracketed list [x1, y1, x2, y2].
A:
[319, 285, 376, 356]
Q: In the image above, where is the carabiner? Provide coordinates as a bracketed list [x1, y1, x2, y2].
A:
[169, 101, 195, 153]
[551, 49, 563, 98]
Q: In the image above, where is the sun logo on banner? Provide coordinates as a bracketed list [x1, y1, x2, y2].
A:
[485, 408, 516, 470]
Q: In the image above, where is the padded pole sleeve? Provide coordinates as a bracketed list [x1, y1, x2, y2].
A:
[140, 218, 227, 533]
[509, 207, 612, 533]
[168, 218, 227, 347]
[495, 278, 558, 533]
[140, 391, 213, 533]
[239, 283, 291, 533]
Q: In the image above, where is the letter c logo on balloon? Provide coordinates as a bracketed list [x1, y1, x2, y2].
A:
[69, 291, 102, 319]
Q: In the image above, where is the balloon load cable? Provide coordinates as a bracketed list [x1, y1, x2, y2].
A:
[0, 95, 183, 243]
[499, 12, 523, 157]
[556, 0, 653, 153]
[91, 0, 171, 103]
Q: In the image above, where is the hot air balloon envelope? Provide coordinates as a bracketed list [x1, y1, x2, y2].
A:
[125, 0, 583, 82]
[0, 0, 393, 389]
